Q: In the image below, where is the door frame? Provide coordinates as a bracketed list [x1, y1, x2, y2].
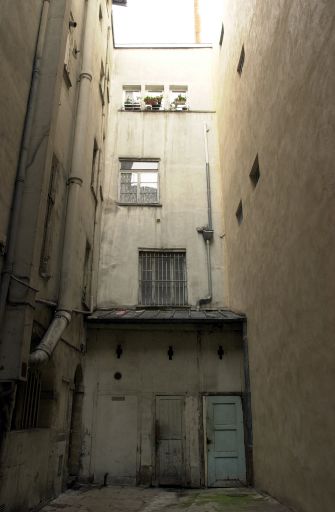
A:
[202, 392, 251, 487]
[154, 394, 186, 487]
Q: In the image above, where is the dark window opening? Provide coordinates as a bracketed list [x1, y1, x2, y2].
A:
[40, 154, 59, 278]
[219, 23, 224, 46]
[236, 200, 243, 225]
[82, 240, 92, 309]
[249, 154, 260, 187]
[237, 44, 245, 75]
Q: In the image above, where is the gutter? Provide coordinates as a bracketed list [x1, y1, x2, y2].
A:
[197, 123, 214, 309]
[0, 0, 50, 330]
[30, 0, 96, 366]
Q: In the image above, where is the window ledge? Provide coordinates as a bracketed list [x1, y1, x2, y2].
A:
[117, 202, 162, 207]
[118, 109, 216, 114]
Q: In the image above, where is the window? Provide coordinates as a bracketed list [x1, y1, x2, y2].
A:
[91, 139, 100, 199]
[82, 240, 92, 308]
[123, 86, 141, 110]
[139, 250, 187, 306]
[11, 369, 42, 429]
[249, 154, 260, 187]
[119, 160, 159, 204]
[64, 13, 77, 87]
[40, 154, 59, 278]
[99, 61, 105, 104]
[144, 85, 164, 111]
[169, 85, 188, 110]
[237, 44, 245, 75]
[219, 23, 224, 46]
[236, 200, 243, 224]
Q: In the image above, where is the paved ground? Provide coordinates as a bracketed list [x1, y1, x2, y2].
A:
[41, 486, 292, 512]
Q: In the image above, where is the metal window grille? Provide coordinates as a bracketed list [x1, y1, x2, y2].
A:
[120, 160, 159, 204]
[13, 369, 42, 430]
[139, 251, 187, 306]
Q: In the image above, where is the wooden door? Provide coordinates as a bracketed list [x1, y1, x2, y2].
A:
[156, 395, 185, 486]
[207, 396, 246, 486]
[93, 395, 138, 485]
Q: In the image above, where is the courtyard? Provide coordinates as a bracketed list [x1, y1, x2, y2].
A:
[41, 486, 292, 512]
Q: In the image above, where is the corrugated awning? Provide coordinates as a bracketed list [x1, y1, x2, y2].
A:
[87, 308, 245, 325]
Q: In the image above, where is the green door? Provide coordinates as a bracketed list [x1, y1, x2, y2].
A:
[207, 396, 246, 486]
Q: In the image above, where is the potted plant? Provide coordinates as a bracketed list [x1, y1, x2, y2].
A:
[144, 95, 163, 109]
[174, 94, 187, 106]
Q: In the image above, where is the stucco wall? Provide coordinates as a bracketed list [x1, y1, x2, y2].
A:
[81, 327, 244, 486]
[99, 47, 225, 308]
[0, 0, 42, 271]
[0, 1, 113, 510]
[214, 1, 335, 511]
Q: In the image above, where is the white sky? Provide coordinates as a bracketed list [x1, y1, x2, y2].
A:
[113, 0, 221, 45]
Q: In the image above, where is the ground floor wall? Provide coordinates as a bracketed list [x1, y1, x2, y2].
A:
[0, 311, 85, 512]
[81, 326, 247, 488]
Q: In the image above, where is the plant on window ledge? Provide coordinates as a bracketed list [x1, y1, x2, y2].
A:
[170, 94, 188, 111]
[143, 95, 163, 110]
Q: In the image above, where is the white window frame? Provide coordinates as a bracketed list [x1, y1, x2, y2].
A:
[118, 159, 160, 205]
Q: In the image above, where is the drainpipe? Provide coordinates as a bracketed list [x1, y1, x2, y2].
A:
[29, 0, 96, 365]
[0, 0, 50, 330]
[196, 123, 214, 309]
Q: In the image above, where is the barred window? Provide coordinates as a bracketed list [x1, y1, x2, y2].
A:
[12, 369, 42, 430]
[119, 160, 159, 204]
[139, 250, 187, 306]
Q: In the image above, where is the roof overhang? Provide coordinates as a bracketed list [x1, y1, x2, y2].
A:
[87, 308, 245, 329]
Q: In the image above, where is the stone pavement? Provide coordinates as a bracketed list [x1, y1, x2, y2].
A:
[41, 486, 292, 512]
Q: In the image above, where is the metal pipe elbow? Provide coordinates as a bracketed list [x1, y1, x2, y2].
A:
[29, 310, 71, 366]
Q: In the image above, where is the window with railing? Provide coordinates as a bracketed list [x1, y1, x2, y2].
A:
[139, 250, 188, 306]
[119, 160, 159, 204]
[123, 86, 141, 110]
[143, 86, 164, 111]
[169, 85, 188, 111]
[11, 369, 42, 430]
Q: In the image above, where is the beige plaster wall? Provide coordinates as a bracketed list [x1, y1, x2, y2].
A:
[99, 47, 225, 308]
[214, 1, 335, 511]
[0, 1, 113, 510]
[81, 327, 244, 486]
[0, 0, 42, 271]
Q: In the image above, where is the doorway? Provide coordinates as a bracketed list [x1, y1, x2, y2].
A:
[206, 395, 246, 486]
[155, 395, 185, 486]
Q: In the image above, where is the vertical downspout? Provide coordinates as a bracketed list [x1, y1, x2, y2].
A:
[197, 123, 214, 308]
[0, 0, 50, 330]
[29, 0, 96, 365]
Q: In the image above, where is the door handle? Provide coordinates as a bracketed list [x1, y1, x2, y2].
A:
[206, 437, 212, 445]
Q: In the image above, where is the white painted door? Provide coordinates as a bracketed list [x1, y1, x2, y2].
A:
[207, 396, 246, 486]
[156, 395, 185, 486]
[93, 395, 138, 485]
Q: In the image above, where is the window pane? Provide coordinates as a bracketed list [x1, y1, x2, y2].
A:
[120, 161, 159, 170]
[120, 172, 137, 203]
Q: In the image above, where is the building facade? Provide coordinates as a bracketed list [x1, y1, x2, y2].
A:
[80, 46, 251, 488]
[0, 0, 112, 509]
[0, 1, 334, 512]
[214, 2, 335, 512]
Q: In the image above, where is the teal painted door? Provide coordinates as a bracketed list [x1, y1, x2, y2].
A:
[207, 396, 246, 486]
